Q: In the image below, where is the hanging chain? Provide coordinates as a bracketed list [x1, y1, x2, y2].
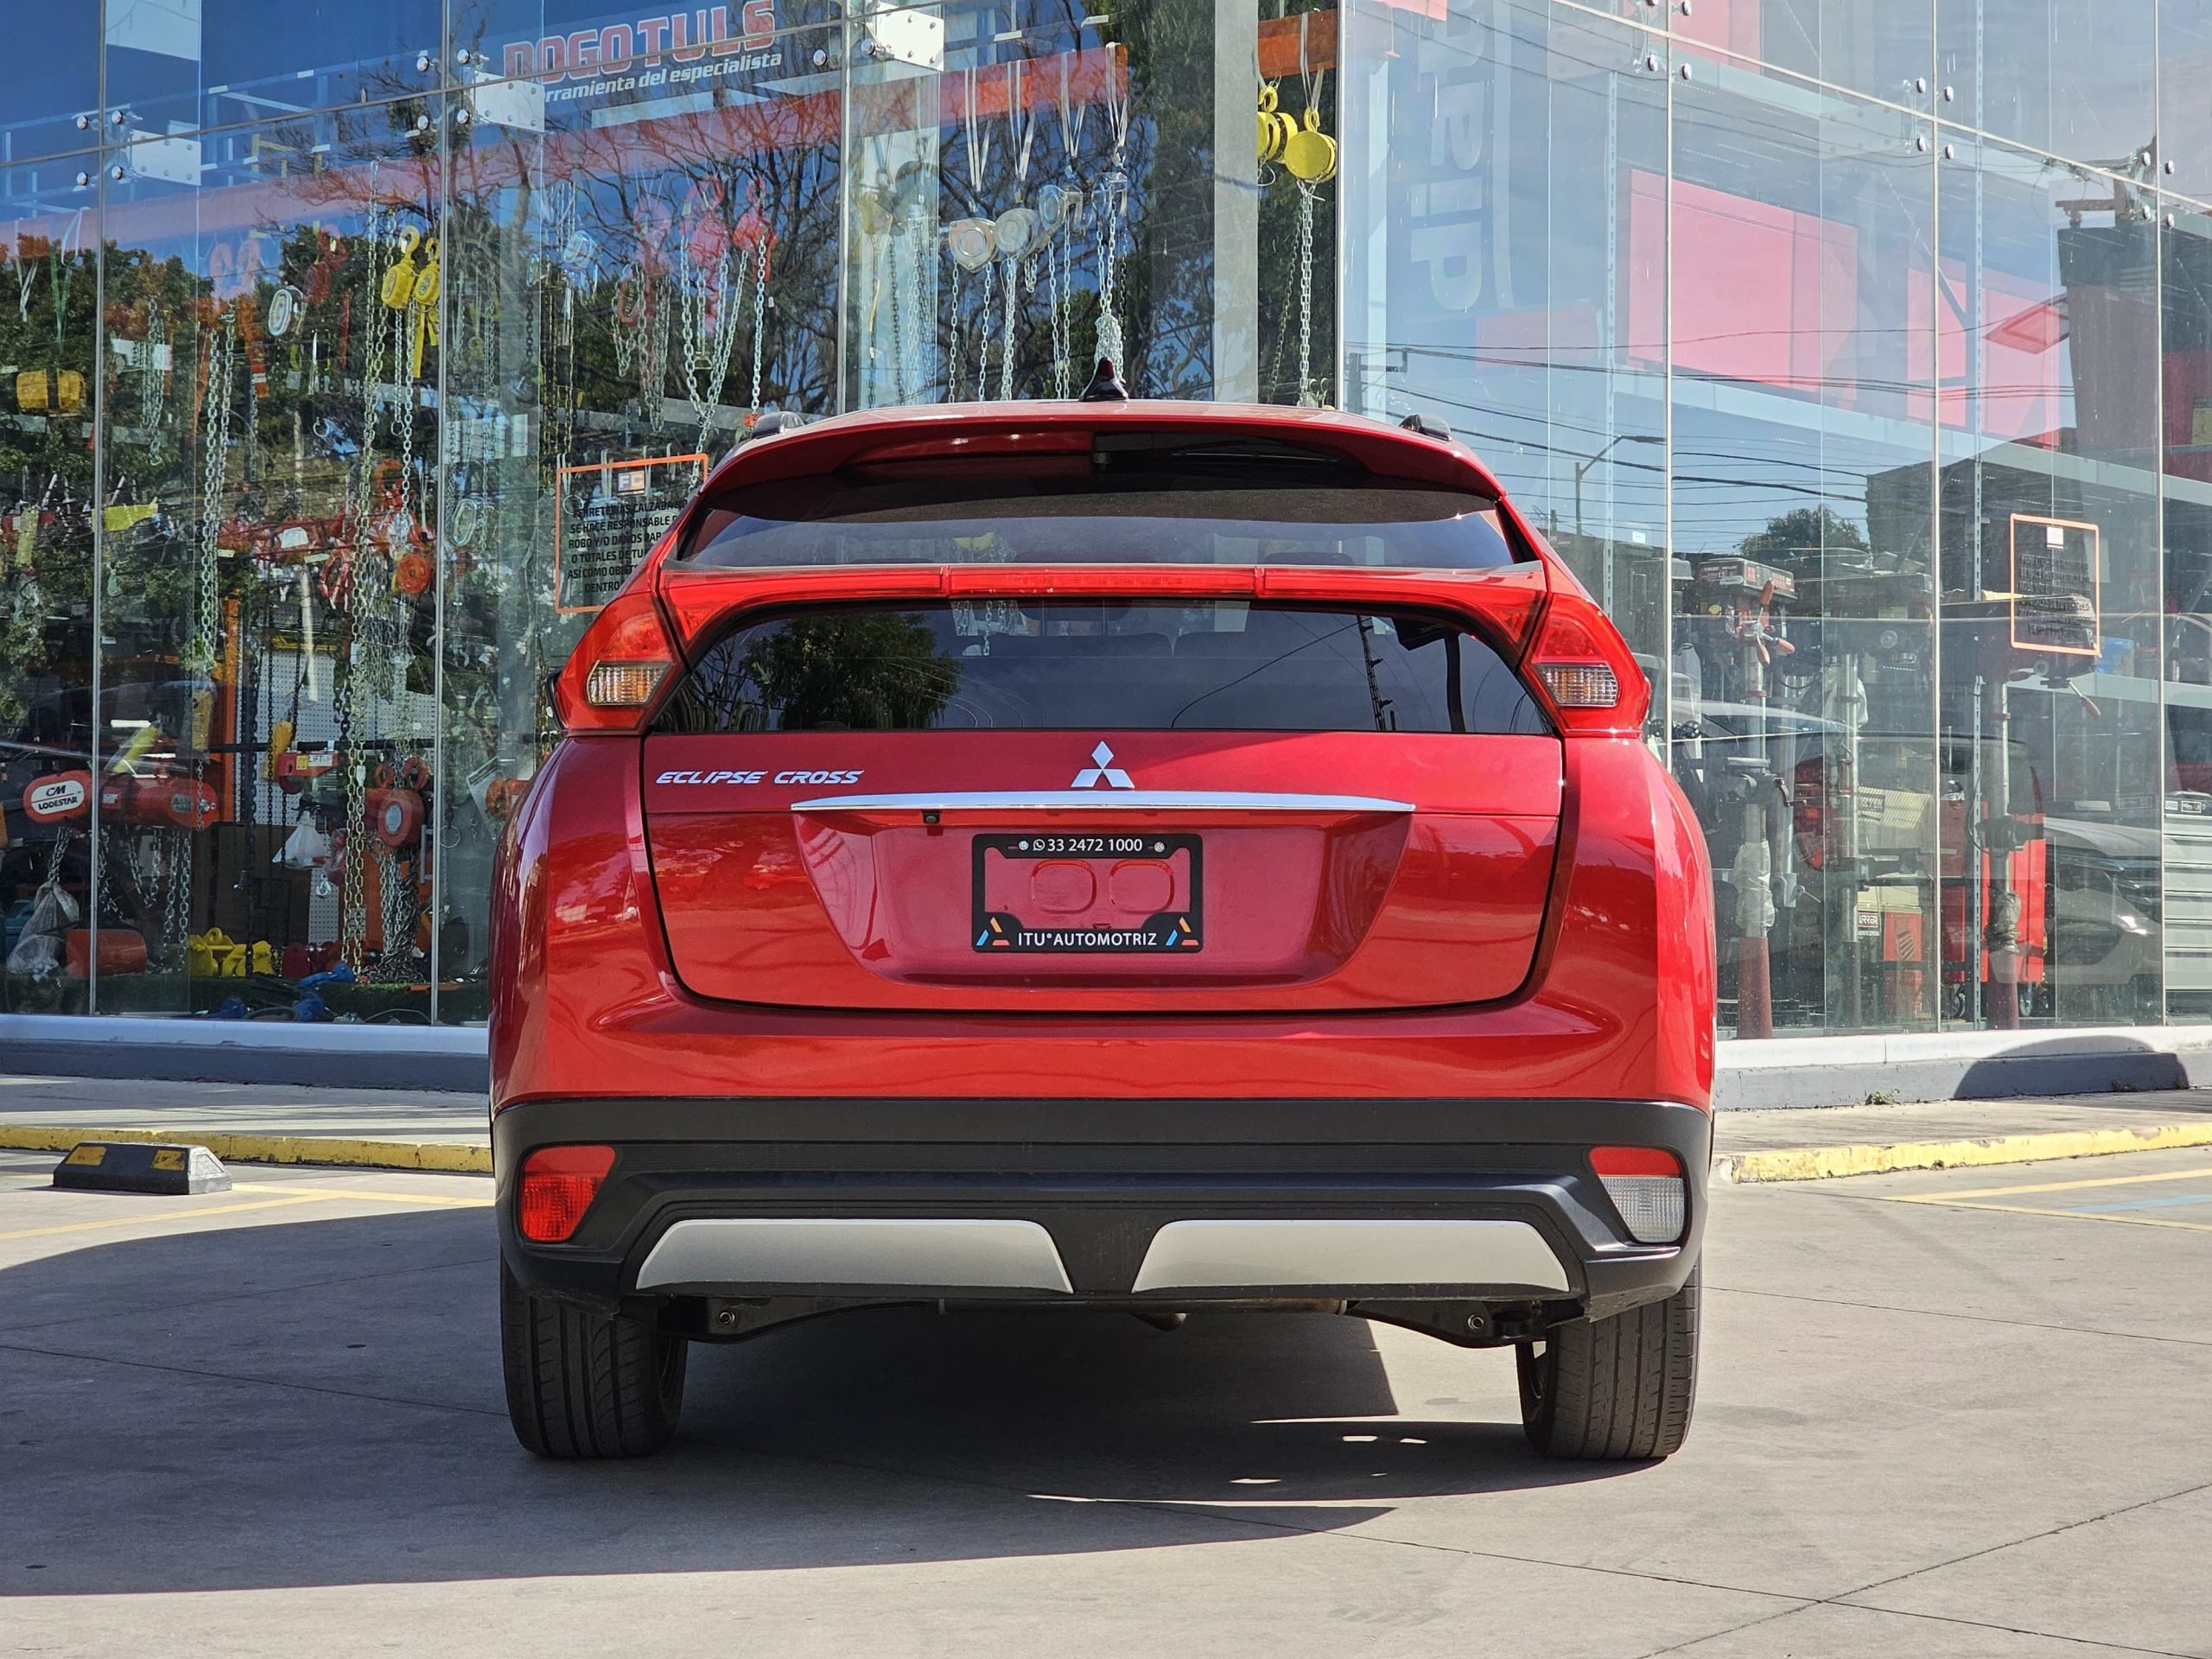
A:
[140, 303, 167, 431]
[339, 218, 391, 970]
[1095, 45, 1133, 371]
[999, 259, 1021, 402]
[975, 259, 997, 402]
[1295, 181, 1318, 406]
[748, 235, 770, 411]
[946, 265, 968, 404]
[185, 307, 236, 677]
[354, 213, 386, 537]
[163, 827, 191, 969]
[903, 207, 930, 401]
[1052, 54, 1085, 397]
[885, 220, 907, 403]
[677, 235, 740, 445]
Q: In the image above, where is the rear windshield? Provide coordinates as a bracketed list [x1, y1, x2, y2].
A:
[656, 602, 1549, 735]
[678, 444, 1520, 571]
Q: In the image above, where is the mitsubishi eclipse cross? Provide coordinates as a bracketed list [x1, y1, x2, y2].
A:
[490, 387, 1717, 1462]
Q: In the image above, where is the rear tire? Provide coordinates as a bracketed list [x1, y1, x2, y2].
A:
[499, 1260, 687, 1459]
[1516, 1266, 1698, 1460]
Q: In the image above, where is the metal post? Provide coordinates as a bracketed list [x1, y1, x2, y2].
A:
[1968, 672, 1986, 1025]
[1211, 0, 1260, 399]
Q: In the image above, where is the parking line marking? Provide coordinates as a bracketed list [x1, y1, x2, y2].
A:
[0, 1185, 495, 1242]
[2056, 1193, 2212, 1214]
[1872, 1198, 2212, 1234]
[231, 1183, 493, 1208]
[0, 1195, 331, 1241]
[1890, 1165, 2212, 1202]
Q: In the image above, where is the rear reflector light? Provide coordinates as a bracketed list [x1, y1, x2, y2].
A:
[584, 660, 671, 708]
[517, 1144, 617, 1243]
[1535, 662, 1620, 709]
[1590, 1146, 1685, 1244]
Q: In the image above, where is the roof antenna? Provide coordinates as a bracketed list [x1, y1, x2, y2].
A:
[1078, 356, 1128, 402]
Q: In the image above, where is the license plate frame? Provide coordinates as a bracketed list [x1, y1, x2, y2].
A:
[971, 832, 1205, 953]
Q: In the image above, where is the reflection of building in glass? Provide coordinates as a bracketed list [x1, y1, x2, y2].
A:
[1, 0, 2211, 1051]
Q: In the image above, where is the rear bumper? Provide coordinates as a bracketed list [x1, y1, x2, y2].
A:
[495, 1097, 1710, 1331]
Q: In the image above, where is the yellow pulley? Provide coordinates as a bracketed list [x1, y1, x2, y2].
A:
[1257, 82, 1296, 162]
[1283, 107, 1337, 182]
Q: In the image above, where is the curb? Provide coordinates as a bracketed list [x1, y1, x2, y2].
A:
[1713, 1122, 2212, 1184]
[0, 1125, 491, 1176]
[8, 1119, 2209, 1190]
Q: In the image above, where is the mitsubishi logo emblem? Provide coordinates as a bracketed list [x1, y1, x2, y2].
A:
[1071, 741, 1135, 789]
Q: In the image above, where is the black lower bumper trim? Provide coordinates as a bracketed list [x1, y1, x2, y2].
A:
[493, 1096, 1710, 1325]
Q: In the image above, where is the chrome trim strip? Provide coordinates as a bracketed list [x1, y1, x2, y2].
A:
[789, 789, 1415, 814]
[633, 1218, 1075, 1294]
[1128, 1219, 1573, 1294]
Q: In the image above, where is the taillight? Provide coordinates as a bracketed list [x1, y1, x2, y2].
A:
[1590, 1146, 1686, 1244]
[517, 1144, 617, 1243]
[553, 584, 679, 734]
[1525, 590, 1649, 734]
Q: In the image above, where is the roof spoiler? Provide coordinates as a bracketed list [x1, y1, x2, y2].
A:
[718, 410, 812, 469]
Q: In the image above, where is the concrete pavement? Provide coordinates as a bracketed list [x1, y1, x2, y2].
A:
[3, 1143, 2209, 1656]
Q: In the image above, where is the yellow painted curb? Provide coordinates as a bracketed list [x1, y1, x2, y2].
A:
[1713, 1121, 2212, 1184]
[0, 1124, 490, 1175]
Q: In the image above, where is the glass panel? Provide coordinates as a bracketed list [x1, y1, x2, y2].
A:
[1338, 0, 1669, 668]
[1676, 0, 1933, 111]
[1937, 0, 2158, 175]
[105, 1, 442, 142]
[2161, 0, 2212, 204]
[1, 14, 100, 163]
[842, 0, 1314, 408]
[96, 109, 442, 1020]
[2162, 202, 2212, 1015]
[0, 159, 99, 1014]
[435, 20, 845, 1020]
[658, 601, 1549, 734]
[1936, 136, 2164, 1028]
[1669, 67, 1942, 1037]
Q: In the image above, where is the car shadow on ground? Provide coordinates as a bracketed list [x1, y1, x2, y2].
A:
[1, 1206, 1646, 1595]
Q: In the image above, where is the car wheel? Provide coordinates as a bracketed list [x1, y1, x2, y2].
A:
[499, 1260, 687, 1459]
[1516, 1266, 1698, 1460]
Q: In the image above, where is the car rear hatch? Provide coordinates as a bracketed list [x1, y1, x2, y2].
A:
[631, 427, 1573, 1014]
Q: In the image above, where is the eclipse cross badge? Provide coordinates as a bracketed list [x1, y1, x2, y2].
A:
[1071, 741, 1135, 789]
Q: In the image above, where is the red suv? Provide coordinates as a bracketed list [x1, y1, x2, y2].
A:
[491, 395, 1715, 1463]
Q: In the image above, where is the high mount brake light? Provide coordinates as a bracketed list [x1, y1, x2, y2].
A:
[517, 1144, 617, 1243]
[1591, 1146, 1686, 1245]
[555, 586, 678, 734]
[1525, 590, 1649, 734]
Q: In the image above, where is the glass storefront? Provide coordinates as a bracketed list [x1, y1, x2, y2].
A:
[3, 0, 2210, 1041]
